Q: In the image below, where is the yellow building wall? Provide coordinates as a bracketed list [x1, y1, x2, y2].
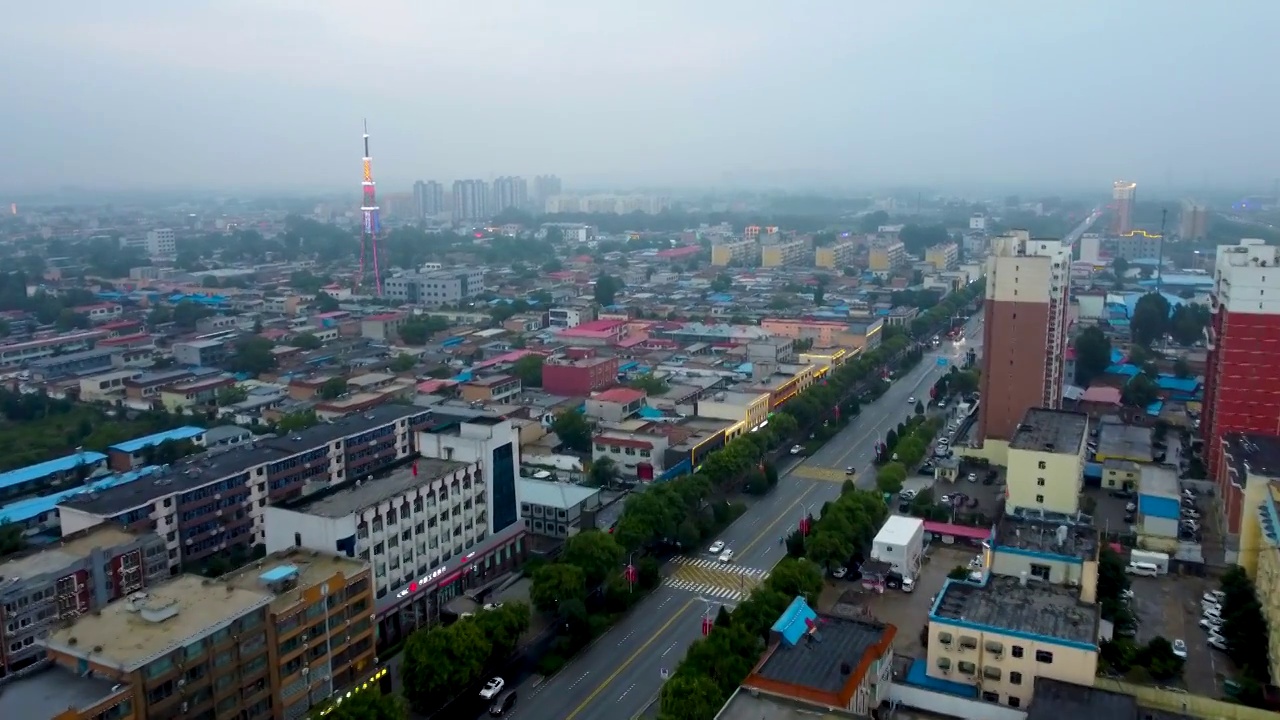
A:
[761, 246, 783, 267]
[1237, 478, 1272, 579]
[1102, 464, 1140, 490]
[869, 248, 892, 271]
[927, 620, 1098, 707]
[1006, 447, 1082, 514]
[711, 245, 733, 266]
[1255, 541, 1280, 683]
[961, 438, 1010, 468]
[815, 247, 837, 268]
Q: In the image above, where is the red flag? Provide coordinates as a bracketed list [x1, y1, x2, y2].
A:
[701, 616, 713, 636]
[411, 461, 418, 477]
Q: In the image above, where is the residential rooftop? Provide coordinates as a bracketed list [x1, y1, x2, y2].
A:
[1026, 677, 1186, 720]
[932, 575, 1099, 647]
[1138, 464, 1179, 497]
[0, 525, 142, 581]
[1223, 432, 1280, 482]
[223, 547, 368, 613]
[0, 450, 107, 492]
[42, 574, 274, 672]
[1009, 408, 1089, 454]
[716, 689, 868, 720]
[1095, 418, 1153, 462]
[279, 458, 471, 518]
[2, 663, 127, 720]
[753, 600, 895, 695]
[516, 478, 599, 510]
[995, 509, 1098, 561]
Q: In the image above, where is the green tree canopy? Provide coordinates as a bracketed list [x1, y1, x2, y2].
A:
[1073, 326, 1113, 386]
[513, 354, 545, 388]
[561, 530, 625, 588]
[228, 336, 277, 376]
[530, 563, 587, 613]
[291, 332, 323, 350]
[1130, 292, 1172, 346]
[311, 690, 406, 720]
[551, 409, 593, 453]
[400, 619, 490, 712]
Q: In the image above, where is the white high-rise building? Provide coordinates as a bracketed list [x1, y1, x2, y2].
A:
[145, 228, 175, 255]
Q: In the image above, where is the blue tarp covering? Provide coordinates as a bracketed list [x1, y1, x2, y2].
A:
[1105, 364, 1140, 377]
[771, 597, 818, 646]
[452, 370, 473, 383]
[618, 361, 639, 372]
[905, 658, 978, 697]
[659, 458, 692, 480]
[259, 565, 299, 582]
[0, 452, 108, 492]
[1155, 375, 1199, 393]
[1145, 400, 1164, 416]
[707, 293, 733, 303]
[1084, 462, 1103, 479]
[637, 406, 664, 419]
[735, 362, 753, 374]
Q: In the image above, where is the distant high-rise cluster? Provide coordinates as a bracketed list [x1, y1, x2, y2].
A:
[413, 180, 445, 219]
[491, 176, 528, 214]
[452, 179, 490, 222]
[1110, 180, 1137, 235]
[534, 174, 563, 206]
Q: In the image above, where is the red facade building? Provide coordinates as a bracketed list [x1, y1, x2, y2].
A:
[542, 355, 620, 396]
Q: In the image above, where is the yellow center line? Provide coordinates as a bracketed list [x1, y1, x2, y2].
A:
[565, 597, 698, 720]
[737, 481, 827, 557]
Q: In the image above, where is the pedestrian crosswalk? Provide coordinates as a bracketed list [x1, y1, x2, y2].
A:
[791, 465, 856, 483]
[664, 556, 770, 601]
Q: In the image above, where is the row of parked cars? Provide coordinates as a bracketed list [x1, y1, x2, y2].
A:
[1200, 590, 1230, 652]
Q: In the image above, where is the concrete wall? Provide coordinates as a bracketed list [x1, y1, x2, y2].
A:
[887, 683, 1026, 720]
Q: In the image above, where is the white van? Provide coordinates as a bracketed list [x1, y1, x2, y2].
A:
[1125, 562, 1159, 577]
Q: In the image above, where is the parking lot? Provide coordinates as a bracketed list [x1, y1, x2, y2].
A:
[818, 545, 975, 658]
[1126, 573, 1234, 696]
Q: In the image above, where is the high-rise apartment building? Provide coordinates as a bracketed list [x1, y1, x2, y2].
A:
[0, 526, 169, 678]
[32, 549, 373, 720]
[490, 176, 528, 213]
[1110, 181, 1137, 236]
[1179, 200, 1208, 241]
[451, 179, 489, 222]
[413, 181, 445, 219]
[533, 175, 562, 206]
[145, 229, 176, 256]
[977, 231, 1070, 443]
[1203, 240, 1280, 486]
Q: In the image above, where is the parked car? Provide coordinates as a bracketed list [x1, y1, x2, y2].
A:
[708, 540, 725, 554]
[480, 677, 506, 700]
[908, 396, 916, 404]
[1125, 502, 1137, 512]
[846, 466, 857, 476]
[1208, 635, 1229, 651]
[1172, 639, 1188, 659]
[489, 689, 518, 716]
[900, 489, 917, 501]
[1199, 616, 1222, 632]
[1111, 488, 1135, 499]
[831, 566, 848, 579]
[1204, 590, 1226, 603]
[719, 549, 735, 563]
[790, 445, 804, 455]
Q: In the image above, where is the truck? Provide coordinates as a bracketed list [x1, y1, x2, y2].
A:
[872, 516, 925, 587]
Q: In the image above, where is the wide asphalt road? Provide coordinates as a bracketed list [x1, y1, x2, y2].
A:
[508, 315, 985, 720]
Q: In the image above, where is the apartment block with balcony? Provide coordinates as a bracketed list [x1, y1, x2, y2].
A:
[39, 574, 276, 720]
[223, 549, 377, 720]
[0, 526, 169, 678]
[1005, 409, 1089, 515]
[694, 391, 771, 435]
[171, 339, 229, 368]
[1221, 433, 1280, 577]
[760, 237, 810, 268]
[925, 242, 959, 271]
[541, 355, 619, 396]
[459, 374, 521, 404]
[593, 432, 669, 481]
[58, 406, 433, 573]
[927, 575, 1099, 710]
[978, 231, 1069, 447]
[710, 239, 760, 267]
[814, 239, 859, 269]
[868, 241, 906, 273]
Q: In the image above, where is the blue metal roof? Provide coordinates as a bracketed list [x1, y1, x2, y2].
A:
[0, 465, 162, 524]
[0, 451, 107, 492]
[259, 565, 299, 582]
[1105, 364, 1140, 377]
[771, 596, 817, 646]
[108, 426, 206, 454]
[1155, 375, 1199, 393]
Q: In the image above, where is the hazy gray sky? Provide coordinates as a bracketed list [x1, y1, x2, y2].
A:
[2, 1, 1276, 194]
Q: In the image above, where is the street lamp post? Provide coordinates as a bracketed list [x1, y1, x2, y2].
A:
[626, 552, 635, 593]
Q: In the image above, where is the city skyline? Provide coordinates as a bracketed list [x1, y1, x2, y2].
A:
[1, 2, 1278, 195]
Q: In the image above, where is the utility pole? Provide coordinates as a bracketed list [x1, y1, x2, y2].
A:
[1156, 208, 1167, 296]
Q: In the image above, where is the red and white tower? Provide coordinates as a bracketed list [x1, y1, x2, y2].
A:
[1204, 239, 1280, 532]
[359, 121, 384, 296]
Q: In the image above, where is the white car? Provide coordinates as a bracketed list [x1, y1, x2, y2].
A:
[482, 602, 504, 611]
[900, 489, 917, 500]
[1209, 634, 1229, 651]
[1172, 639, 1187, 659]
[708, 541, 726, 554]
[480, 677, 505, 699]
[967, 472, 977, 483]
[940, 494, 952, 505]
[1198, 616, 1221, 632]
[1202, 591, 1225, 605]
[908, 397, 917, 404]
[937, 437, 950, 446]
[719, 549, 735, 563]
[1125, 503, 1137, 512]
[1203, 606, 1223, 622]
[790, 444, 803, 455]
[1121, 589, 1135, 600]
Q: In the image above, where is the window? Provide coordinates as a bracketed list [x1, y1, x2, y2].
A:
[957, 661, 976, 675]
[982, 691, 999, 702]
[937, 632, 953, 645]
[1011, 645, 1024, 658]
[1035, 494, 1044, 503]
[1010, 671, 1023, 685]
[1035, 650, 1054, 663]
[1030, 563, 1051, 580]
[983, 666, 1001, 680]
[1037, 460, 1046, 469]
[935, 657, 951, 670]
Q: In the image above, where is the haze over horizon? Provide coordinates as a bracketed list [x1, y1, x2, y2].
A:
[2, 1, 1277, 196]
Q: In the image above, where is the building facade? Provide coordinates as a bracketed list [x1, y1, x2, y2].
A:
[710, 239, 759, 267]
[977, 231, 1069, 443]
[1005, 409, 1088, 515]
[868, 241, 906, 273]
[1110, 181, 1137, 236]
[541, 356, 619, 396]
[760, 238, 809, 268]
[925, 242, 959, 271]
[815, 239, 858, 269]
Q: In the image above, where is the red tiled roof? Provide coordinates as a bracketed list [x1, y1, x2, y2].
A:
[593, 387, 646, 404]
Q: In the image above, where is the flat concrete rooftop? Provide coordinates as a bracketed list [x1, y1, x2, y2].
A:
[43, 574, 273, 672]
[279, 458, 471, 518]
[996, 509, 1098, 561]
[933, 575, 1099, 646]
[754, 615, 893, 694]
[1011, 408, 1088, 454]
[1, 663, 125, 719]
[0, 525, 138, 580]
[223, 547, 368, 613]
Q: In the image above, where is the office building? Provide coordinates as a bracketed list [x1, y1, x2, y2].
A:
[710, 239, 759, 267]
[977, 231, 1070, 443]
[1203, 239, 1280, 483]
[1077, 233, 1101, 264]
[925, 242, 959, 271]
[1179, 200, 1208, 241]
[868, 241, 906, 273]
[927, 574, 1099, 709]
[451, 179, 489, 222]
[517, 478, 601, 539]
[1005, 409, 1089, 515]
[490, 176, 528, 213]
[58, 406, 433, 574]
[1110, 181, 1137, 236]
[382, 268, 486, 307]
[759, 237, 810, 268]
[541, 355, 619, 396]
[1111, 230, 1163, 261]
[0, 526, 168, 678]
[814, 239, 858, 269]
[413, 180, 445, 219]
[145, 229, 175, 256]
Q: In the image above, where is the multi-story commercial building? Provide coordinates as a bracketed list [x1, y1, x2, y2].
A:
[145, 228, 176, 256]
[0, 526, 168, 678]
[1203, 239, 1280, 484]
[58, 406, 433, 574]
[925, 242, 959, 271]
[867, 241, 906, 273]
[172, 339, 230, 368]
[382, 268, 485, 307]
[694, 391, 771, 434]
[517, 478, 601, 539]
[710, 239, 759, 267]
[759, 237, 809, 268]
[760, 317, 883, 351]
[1110, 180, 1137, 236]
[541, 355, 619, 396]
[459, 375, 521, 404]
[451, 179, 489, 222]
[1179, 200, 1208, 241]
[593, 431, 669, 481]
[548, 307, 586, 329]
[490, 176, 528, 213]
[1004, 409, 1088, 515]
[977, 231, 1069, 444]
[1110, 229, 1162, 261]
[413, 180, 445, 219]
[814, 239, 858, 269]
